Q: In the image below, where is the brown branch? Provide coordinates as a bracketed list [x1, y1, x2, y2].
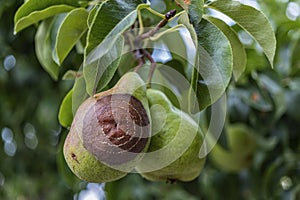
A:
[137, 9, 176, 40]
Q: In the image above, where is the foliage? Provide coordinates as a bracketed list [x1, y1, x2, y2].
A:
[0, 0, 299, 199]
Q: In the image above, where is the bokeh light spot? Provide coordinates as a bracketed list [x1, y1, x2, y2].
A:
[4, 140, 17, 157]
[286, 2, 300, 21]
[24, 123, 38, 150]
[280, 176, 293, 190]
[3, 55, 16, 71]
[0, 172, 4, 187]
[78, 183, 106, 200]
[1, 127, 13, 143]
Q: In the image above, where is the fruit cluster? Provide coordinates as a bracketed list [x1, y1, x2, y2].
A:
[63, 72, 206, 183]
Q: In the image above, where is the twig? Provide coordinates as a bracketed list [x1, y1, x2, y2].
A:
[126, 9, 177, 86]
[142, 49, 156, 88]
[137, 9, 177, 40]
[134, 54, 145, 72]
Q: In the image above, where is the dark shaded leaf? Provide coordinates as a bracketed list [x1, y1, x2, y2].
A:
[85, 0, 143, 56]
[84, 35, 124, 95]
[190, 18, 233, 111]
[204, 15, 246, 80]
[35, 19, 60, 80]
[188, 0, 204, 26]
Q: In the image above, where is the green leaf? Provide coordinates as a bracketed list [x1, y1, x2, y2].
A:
[107, 10, 138, 39]
[87, 4, 100, 27]
[14, 0, 79, 23]
[50, 14, 67, 60]
[188, 0, 204, 26]
[14, 5, 76, 33]
[84, 35, 124, 96]
[178, 12, 199, 112]
[256, 74, 286, 119]
[85, 0, 143, 56]
[206, 0, 276, 68]
[190, 18, 233, 111]
[62, 70, 82, 80]
[174, 0, 189, 10]
[235, 87, 273, 112]
[285, 90, 300, 121]
[54, 8, 88, 64]
[117, 53, 137, 75]
[58, 89, 73, 128]
[178, 12, 198, 47]
[72, 75, 89, 114]
[155, 29, 188, 70]
[35, 19, 60, 80]
[204, 15, 247, 80]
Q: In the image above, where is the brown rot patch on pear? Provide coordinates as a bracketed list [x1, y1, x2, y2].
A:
[82, 94, 150, 165]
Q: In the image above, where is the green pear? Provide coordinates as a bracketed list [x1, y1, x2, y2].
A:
[63, 72, 151, 182]
[136, 89, 206, 182]
[209, 123, 257, 172]
[63, 125, 127, 182]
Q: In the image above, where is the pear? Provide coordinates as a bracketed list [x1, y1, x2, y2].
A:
[63, 72, 151, 182]
[63, 125, 127, 182]
[209, 123, 257, 172]
[136, 89, 206, 182]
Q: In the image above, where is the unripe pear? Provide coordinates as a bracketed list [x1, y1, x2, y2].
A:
[136, 89, 206, 182]
[63, 72, 151, 182]
[64, 125, 127, 182]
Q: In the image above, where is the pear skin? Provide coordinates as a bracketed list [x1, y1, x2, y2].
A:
[136, 89, 206, 182]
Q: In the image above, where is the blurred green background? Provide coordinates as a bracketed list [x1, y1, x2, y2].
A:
[1, 0, 300, 199]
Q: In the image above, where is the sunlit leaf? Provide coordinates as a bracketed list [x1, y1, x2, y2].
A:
[50, 14, 67, 62]
[14, 0, 79, 33]
[14, 0, 79, 21]
[58, 89, 73, 128]
[72, 75, 89, 113]
[206, 0, 276, 68]
[178, 12, 198, 46]
[14, 5, 75, 33]
[35, 19, 60, 80]
[54, 8, 88, 64]
[204, 15, 247, 80]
